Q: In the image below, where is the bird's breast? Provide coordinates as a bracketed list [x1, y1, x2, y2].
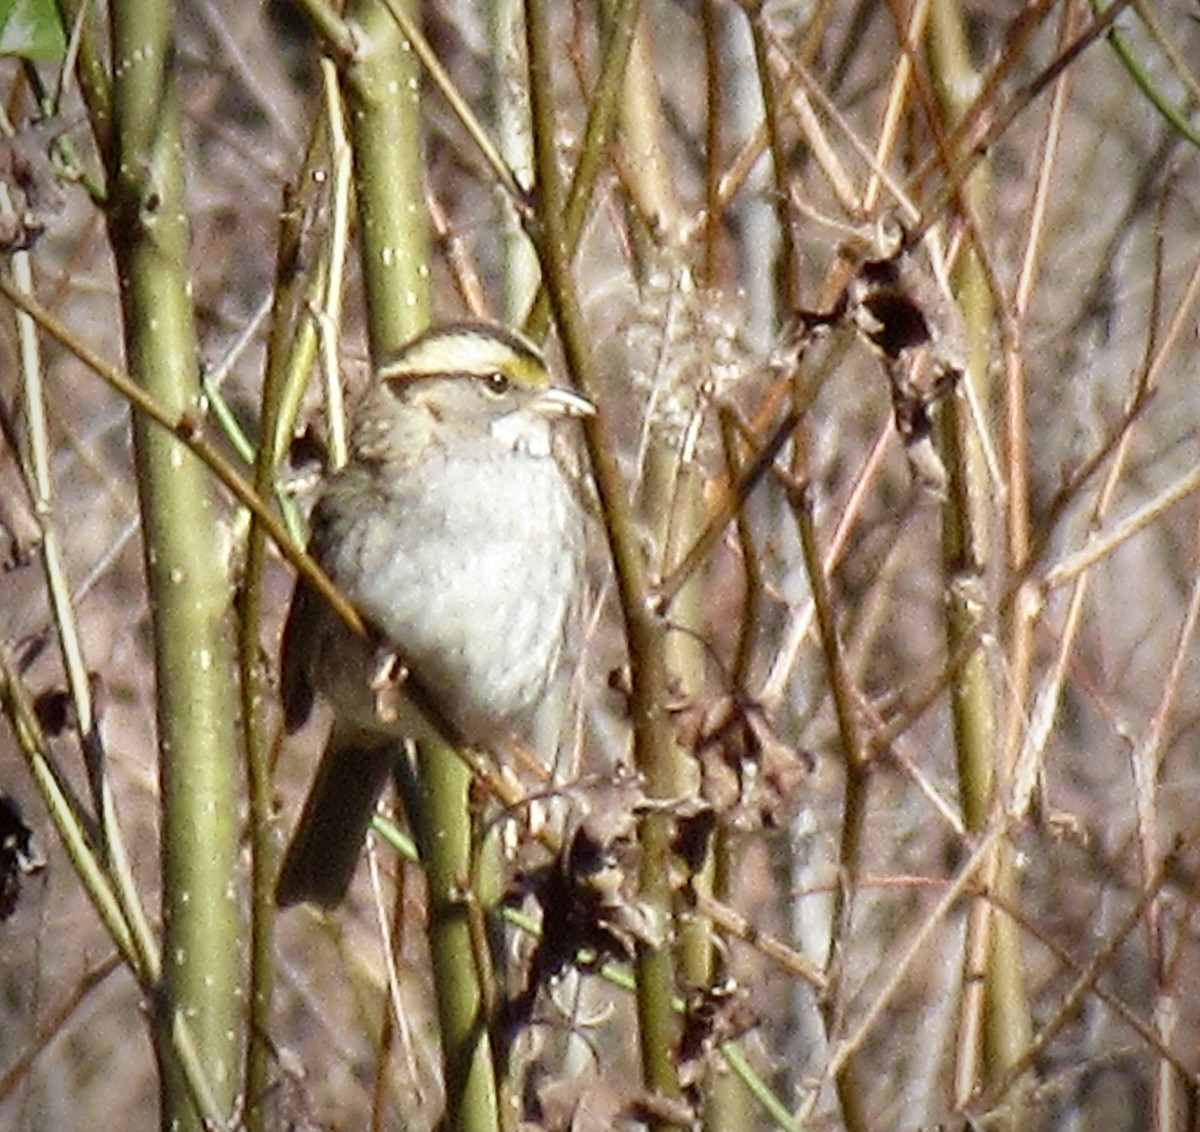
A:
[320, 446, 582, 742]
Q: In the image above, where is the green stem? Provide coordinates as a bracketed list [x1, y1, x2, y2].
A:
[523, 0, 685, 1124]
[414, 748, 501, 1132]
[107, 0, 241, 1125]
[340, 0, 429, 357]
[238, 117, 334, 1132]
[928, 1, 1032, 1123]
[522, 0, 642, 339]
[1093, 0, 1200, 148]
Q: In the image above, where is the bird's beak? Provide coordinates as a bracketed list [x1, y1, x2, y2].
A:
[532, 385, 596, 420]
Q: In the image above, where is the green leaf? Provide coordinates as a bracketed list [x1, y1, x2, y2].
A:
[0, 0, 66, 62]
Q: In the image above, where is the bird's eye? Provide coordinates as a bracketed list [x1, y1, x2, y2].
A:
[482, 371, 511, 396]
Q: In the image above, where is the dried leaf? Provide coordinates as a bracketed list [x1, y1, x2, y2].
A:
[500, 775, 654, 1056]
[673, 693, 812, 829]
[0, 793, 44, 920]
[678, 979, 757, 1084]
[526, 1066, 632, 1132]
[797, 213, 966, 493]
[0, 121, 67, 252]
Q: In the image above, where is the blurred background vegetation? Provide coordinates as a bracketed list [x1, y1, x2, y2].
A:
[2, 1, 1200, 1130]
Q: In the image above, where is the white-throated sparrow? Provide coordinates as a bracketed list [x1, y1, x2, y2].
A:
[276, 322, 592, 908]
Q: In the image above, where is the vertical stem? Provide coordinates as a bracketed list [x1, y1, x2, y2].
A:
[743, 4, 802, 314]
[338, 3, 500, 1129]
[342, 0, 430, 357]
[647, 440, 725, 1118]
[521, 0, 642, 339]
[927, 1, 1032, 1121]
[108, 0, 240, 1127]
[788, 465, 869, 1132]
[240, 119, 332, 1128]
[491, 0, 539, 321]
[700, 0, 724, 288]
[415, 747, 501, 1132]
[524, 0, 684, 1123]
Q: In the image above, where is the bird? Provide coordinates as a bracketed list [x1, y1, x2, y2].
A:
[275, 321, 592, 909]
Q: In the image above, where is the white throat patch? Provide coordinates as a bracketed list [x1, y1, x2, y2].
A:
[490, 409, 552, 456]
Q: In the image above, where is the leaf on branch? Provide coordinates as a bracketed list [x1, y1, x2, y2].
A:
[0, 121, 67, 252]
[31, 687, 73, 735]
[796, 213, 967, 496]
[677, 979, 757, 1087]
[0, 793, 44, 920]
[525, 1065, 628, 1132]
[499, 771, 654, 1055]
[672, 692, 812, 829]
[0, 0, 66, 61]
